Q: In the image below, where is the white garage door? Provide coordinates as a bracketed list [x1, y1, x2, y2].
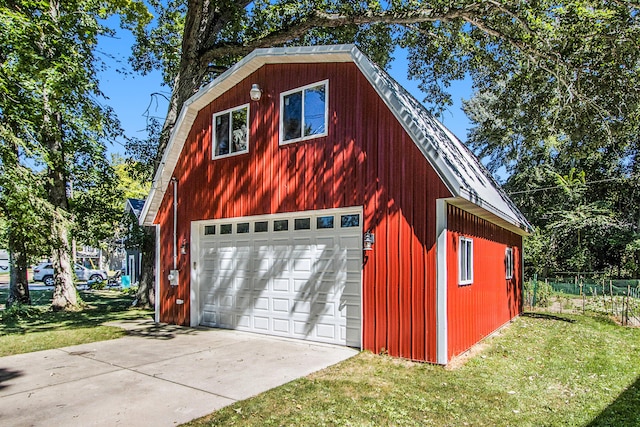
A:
[194, 208, 362, 347]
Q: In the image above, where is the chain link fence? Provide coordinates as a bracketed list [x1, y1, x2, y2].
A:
[524, 274, 640, 326]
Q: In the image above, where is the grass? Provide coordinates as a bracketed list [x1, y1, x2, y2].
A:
[0, 288, 153, 356]
[183, 312, 640, 427]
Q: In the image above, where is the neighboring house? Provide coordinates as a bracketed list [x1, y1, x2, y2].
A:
[75, 245, 102, 270]
[124, 198, 146, 284]
[140, 45, 532, 364]
[0, 249, 9, 273]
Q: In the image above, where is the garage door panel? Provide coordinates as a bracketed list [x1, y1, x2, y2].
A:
[254, 316, 269, 330]
[291, 300, 311, 314]
[198, 209, 362, 347]
[272, 298, 290, 313]
[316, 323, 337, 340]
[272, 278, 290, 292]
[293, 257, 312, 272]
[273, 318, 290, 333]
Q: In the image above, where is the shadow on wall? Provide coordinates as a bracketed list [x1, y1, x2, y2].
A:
[199, 237, 359, 344]
[586, 375, 640, 426]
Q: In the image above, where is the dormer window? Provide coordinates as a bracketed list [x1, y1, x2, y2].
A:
[280, 80, 328, 144]
[213, 105, 249, 158]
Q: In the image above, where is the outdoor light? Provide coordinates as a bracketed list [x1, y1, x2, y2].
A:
[249, 83, 262, 101]
[363, 231, 375, 251]
[180, 239, 188, 255]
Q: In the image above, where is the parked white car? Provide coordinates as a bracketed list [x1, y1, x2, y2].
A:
[33, 262, 108, 286]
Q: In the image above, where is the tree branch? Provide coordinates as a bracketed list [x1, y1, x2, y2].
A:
[198, 6, 484, 66]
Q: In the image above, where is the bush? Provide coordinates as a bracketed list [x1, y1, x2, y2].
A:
[88, 280, 106, 290]
[524, 279, 553, 307]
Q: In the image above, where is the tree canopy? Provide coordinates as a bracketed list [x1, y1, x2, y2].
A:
[0, 0, 150, 308]
[126, 0, 640, 278]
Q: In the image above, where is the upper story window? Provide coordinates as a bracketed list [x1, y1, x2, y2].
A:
[505, 247, 514, 280]
[280, 80, 328, 144]
[459, 236, 473, 285]
[213, 104, 249, 158]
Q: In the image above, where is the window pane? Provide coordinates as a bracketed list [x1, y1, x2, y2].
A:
[294, 218, 311, 230]
[506, 248, 513, 279]
[220, 224, 232, 234]
[459, 238, 473, 284]
[215, 113, 230, 156]
[304, 84, 326, 137]
[283, 92, 302, 141]
[341, 214, 359, 228]
[231, 108, 248, 152]
[317, 216, 334, 229]
[255, 221, 268, 232]
[274, 219, 288, 231]
[204, 225, 216, 235]
[237, 222, 250, 233]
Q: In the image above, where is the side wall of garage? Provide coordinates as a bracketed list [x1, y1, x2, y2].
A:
[154, 62, 452, 362]
[446, 205, 524, 359]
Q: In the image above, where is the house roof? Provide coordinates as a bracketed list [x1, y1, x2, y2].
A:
[126, 198, 146, 219]
[140, 44, 531, 235]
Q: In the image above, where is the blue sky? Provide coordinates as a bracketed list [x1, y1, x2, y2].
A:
[97, 31, 473, 156]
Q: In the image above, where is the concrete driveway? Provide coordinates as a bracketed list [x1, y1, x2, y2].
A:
[0, 320, 358, 426]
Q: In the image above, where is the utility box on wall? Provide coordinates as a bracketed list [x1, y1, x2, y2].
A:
[168, 270, 179, 287]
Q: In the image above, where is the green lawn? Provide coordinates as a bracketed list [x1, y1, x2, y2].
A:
[0, 288, 153, 356]
[183, 312, 640, 427]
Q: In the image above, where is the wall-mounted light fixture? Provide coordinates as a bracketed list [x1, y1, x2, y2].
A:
[363, 231, 375, 251]
[180, 239, 189, 255]
[249, 83, 262, 101]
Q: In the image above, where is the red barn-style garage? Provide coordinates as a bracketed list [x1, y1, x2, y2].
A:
[140, 45, 531, 364]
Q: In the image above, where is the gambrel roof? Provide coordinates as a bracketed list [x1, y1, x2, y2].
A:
[141, 44, 531, 235]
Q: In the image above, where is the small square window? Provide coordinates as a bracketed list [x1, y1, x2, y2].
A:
[220, 224, 232, 234]
[255, 221, 268, 232]
[341, 214, 360, 228]
[280, 81, 328, 144]
[317, 216, 334, 229]
[459, 236, 473, 285]
[213, 105, 249, 158]
[204, 225, 216, 235]
[294, 218, 311, 230]
[505, 247, 514, 280]
[237, 223, 250, 233]
[274, 219, 288, 231]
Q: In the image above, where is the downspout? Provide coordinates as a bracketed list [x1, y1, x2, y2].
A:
[171, 177, 177, 270]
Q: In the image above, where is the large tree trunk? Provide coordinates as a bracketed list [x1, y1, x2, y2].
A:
[134, 226, 156, 309]
[50, 211, 77, 310]
[6, 231, 30, 307]
[44, 101, 77, 310]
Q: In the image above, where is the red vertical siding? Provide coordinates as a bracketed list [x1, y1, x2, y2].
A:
[154, 62, 454, 362]
[446, 205, 523, 359]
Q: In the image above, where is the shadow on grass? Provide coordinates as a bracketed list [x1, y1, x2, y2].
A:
[587, 376, 640, 427]
[0, 368, 23, 391]
[522, 312, 577, 323]
[0, 289, 153, 336]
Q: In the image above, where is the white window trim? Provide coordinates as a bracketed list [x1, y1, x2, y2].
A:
[279, 80, 329, 145]
[459, 236, 473, 285]
[212, 103, 250, 159]
[505, 247, 514, 280]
